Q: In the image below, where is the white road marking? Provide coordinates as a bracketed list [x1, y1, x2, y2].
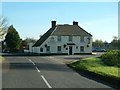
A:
[41, 75, 52, 88]
[35, 66, 40, 72]
[28, 59, 36, 66]
[25, 57, 40, 72]
[26, 57, 51, 88]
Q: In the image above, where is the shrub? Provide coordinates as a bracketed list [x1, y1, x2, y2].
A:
[101, 50, 120, 67]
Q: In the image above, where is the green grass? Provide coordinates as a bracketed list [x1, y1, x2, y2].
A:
[70, 57, 120, 79]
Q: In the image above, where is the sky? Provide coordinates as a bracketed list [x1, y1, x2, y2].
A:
[1, 2, 118, 43]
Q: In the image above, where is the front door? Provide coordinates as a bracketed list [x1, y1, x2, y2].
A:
[69, 46, 72, 55]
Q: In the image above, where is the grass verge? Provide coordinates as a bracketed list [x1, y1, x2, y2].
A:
[69, 57, 119, 88]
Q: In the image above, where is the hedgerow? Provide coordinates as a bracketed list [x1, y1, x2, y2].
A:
[101, 50, 120, 67]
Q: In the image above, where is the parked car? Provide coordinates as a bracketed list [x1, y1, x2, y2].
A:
[92, 48, 106, 52]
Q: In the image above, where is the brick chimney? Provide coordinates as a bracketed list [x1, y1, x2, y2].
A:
[51, 21, 56, 28]
[73, 21, 78, 25]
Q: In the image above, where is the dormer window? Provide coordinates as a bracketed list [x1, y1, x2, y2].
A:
[57, 36, 61, 41]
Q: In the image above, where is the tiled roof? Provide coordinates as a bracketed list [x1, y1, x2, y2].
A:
[33, 24, 92, 47]
[51, 25, 92, 36]
[32, 27, 55, 47]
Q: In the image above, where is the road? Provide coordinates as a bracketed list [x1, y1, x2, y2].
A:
[2, 55, 114, 88]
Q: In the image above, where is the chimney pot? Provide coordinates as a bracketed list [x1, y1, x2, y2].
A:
[73, 21, 78, 25]
[51, 21, 56, 28]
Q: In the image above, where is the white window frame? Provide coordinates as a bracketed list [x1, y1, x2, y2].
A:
[40, 47, 43, 52]
[80, 36, 84, 42]
[69, 36, 73, 41]
[46, 46, 50, 52]
[57, 46, 62, 52]
[57, 36, 61, 42]
[80, 46, 84, 52]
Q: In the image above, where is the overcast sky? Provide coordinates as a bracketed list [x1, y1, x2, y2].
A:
[2, 2, 118, 42]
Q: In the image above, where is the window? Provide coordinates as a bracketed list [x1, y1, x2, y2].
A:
[80, 36, 84, 42]
[51, 36, 54, 40]
[57, 46, 61, 52]
[88, 37, 90, 44]
[57, 36, 61, 41]
[69, 36, 73, 41]
[40, 48, 43, 52]
[76, 46, 78, 49]
[46, 46, 50, 52]
[80, 46, 84, 52]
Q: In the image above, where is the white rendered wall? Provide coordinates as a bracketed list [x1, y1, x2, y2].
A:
[28, 43, 34, 53]
[33, 35, 92, 54]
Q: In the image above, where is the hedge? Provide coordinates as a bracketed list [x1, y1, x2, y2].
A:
[101, 50, 120, 67]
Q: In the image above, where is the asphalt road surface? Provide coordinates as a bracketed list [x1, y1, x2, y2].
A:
[2, 55, 114, 88]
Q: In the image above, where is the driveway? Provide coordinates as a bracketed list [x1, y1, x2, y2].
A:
[50, 52, 104, 64]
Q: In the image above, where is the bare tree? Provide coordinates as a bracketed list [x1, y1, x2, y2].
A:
[0, 16, 9, 39]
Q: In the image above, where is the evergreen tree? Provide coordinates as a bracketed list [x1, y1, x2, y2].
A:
[5, 25, 22, 52]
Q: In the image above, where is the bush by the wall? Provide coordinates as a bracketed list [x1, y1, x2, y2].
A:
[101, 50, 120, 67]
